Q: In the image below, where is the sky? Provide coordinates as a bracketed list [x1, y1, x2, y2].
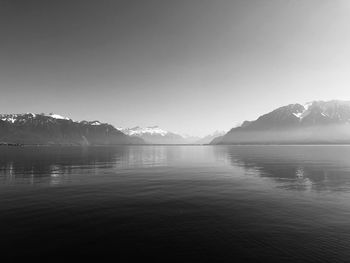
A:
[1, 0, 350, 136]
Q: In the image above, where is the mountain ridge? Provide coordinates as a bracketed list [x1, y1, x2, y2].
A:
[212, 100, 350, 145]
[120, 126, 226, 144]
[0, 113, 144, 145]
[120, 126, 191, 144]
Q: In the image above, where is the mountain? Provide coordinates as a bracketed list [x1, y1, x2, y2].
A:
[120, 126, 226, 144]
[0, 113, 144, 145]
[195, 131, 226, 144]
[120, 126, 188, 144]
[212, 100, 350, 144]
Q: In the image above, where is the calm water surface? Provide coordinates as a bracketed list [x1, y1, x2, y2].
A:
[1, 145, 350, 262]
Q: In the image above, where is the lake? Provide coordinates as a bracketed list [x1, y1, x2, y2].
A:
[1, 145, 350, 262]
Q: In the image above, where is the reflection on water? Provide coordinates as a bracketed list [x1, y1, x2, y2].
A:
[0, 146, 182, 185]
[2, 145, 350, 262]
[0, 146, 113, 185]
[215, 145, 350, 192]
[2, 145, 350, 193]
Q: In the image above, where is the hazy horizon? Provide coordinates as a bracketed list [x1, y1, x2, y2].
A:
[2, 0, 350, 136]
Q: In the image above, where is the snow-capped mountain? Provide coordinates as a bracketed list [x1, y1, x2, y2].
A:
[121, 126, 169, 136]
[0, 113, 71, 123]
[212, 100, 350, 144]
[120, 126, 187, 144]
[120, 126, 223, 144]
[246, 100, 350, 128]
[0, 113, 143, 145]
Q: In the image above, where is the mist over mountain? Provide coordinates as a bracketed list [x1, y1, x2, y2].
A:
[0, 113, 144, 145]
[212, 100, 350, 144]
[195, 131, 226, 144]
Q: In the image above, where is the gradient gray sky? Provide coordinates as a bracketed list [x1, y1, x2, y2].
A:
[1, 0, 350, 136]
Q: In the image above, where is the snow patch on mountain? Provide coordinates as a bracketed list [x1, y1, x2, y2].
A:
[0, 113, 80, 124]
[119, 126, 228, 144]
[47, 113, 70, 120]
[90, 121, 102, 126]
[290, 101, 350, 123]
[292, 112, 302, 118]
[291, 102, 311, 120]
[122, 126, 169, 136]
[1, 115, 17, 123]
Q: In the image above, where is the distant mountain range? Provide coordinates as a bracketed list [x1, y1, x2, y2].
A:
[120, 126, 225, 144]
[212, 100, 350, 144]
[0, 113, 224, 146]
[10, 100, 350, 146]
[120, 126, 186, 144]
[0, 113, 143, 145]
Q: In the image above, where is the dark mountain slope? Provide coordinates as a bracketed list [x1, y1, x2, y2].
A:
[0, 113, 144, 145]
